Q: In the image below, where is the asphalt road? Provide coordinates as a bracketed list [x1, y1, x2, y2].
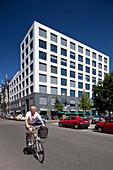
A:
[0, 118, 113, 170]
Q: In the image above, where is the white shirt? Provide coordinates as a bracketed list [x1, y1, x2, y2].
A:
[26, 111, 41, 124]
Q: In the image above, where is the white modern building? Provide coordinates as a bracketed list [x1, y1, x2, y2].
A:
[9, 21, 109, 116]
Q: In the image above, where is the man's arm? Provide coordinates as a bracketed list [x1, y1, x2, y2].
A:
[25, 117, 31, 129]
[39, 117, 45, 126]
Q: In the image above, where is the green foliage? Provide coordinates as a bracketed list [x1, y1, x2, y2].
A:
[53, 96, 64, 113]
[78, 90, 92, 112]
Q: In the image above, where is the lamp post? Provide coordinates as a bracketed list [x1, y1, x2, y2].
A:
[64, 106, 67, 118]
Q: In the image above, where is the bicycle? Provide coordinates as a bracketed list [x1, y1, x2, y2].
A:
[26, 125, 47, 163]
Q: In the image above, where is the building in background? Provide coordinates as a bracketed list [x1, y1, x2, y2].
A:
[9, 21, 109, 116]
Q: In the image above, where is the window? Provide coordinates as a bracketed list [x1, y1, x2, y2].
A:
[86, 49, 90, 56]
[51, 98, 55, 105]
[26, 47, 28, 55]
[70, 99, 75, 106]
[92, 85, 94, 90]
[39, 85, 47, 93]
[78, 73, 83, 80]
[92, 52, 96, 59]
[70, 71, 75, 78]
[70, 80, 75, 87]
[61, 48, 67, 56]
[39, 28, 46, 38]
[22, 63, 24, 69]
[78, 91, 82, 98]
[22, 43, 24, 51]
[51, 55, 57, 63]
[78, 46, 83, 53]
[104, 65, 107, 71]
[92, 61, 96, 67]
[86, 84, 90, 90]
[98, 55, 102, 61]
[70, 42, 75, 50]
[61, 58, 67, 66]
[104, 57, 107, 64]
[78, 82, 83, 89]
[86, 58, 90, 65]
[51, 87, 57, 94]
[26, 88, 29, 95]
[61, 68, 67, 76]
[30, 52, 33, 62]
[19, 83, 21, 90]
[61, 98, 67, 105]
[70, 90, 75, 97]
[30, 98, 33, 105]
[22, 53, 24, 60]
[30, 75, 33, 83]
[30, 29, 33, 39]
[85, 75, 90, 82]
[39, 97, 47, 105]
[26, 68, 28, 76]
[70, 61, 75, 69]
[39, 62, 47, 71]
[50, 33, 57, 42]
[61, 88, 67, 96]
[26, 58, 28, 66]
[39, 40, 46, 49]
[98, 63, 102, 69]
[30, 86, 33, 93]
[78, 55, 83, 62]
[51, 44, 57, 53]
[61, 38, 67, 46]
[22, 81, 24, 88]
[22, 90, 25, 97]
[39, 74, 47, 82]
[78, 64, 83, 71]
[61, 78, 67, 86]
[70, 52, 75, 59]
[51, 66, 57, 74]
[25, 37, 28, 46]
[22, 72, 24, 79]
[19, 75, 21, 81]
[98, 71, 102, 77]
[92, 69, 96, 75]
[92, 77, 96, 83]
[98, 79, 102, 83]
[51, 76, 57, 84]
[39, 51, 46, 60]
[86, 92, 90, 98]
[30, 63, 33, 72]
[30, 41, 33, 50]
[86, 67, 90, 73]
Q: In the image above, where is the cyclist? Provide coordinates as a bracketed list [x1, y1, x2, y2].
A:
[25, 106, 45, 146]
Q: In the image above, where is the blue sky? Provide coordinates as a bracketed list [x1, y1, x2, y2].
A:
[0, 0, 113, 84]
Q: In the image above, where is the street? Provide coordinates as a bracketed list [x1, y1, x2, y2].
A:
[0, 118, 113, 170]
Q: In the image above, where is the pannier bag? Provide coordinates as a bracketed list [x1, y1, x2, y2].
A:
[38, 126, 48, 139]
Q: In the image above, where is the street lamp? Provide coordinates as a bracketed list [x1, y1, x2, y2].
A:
[64, 106, 67, 118]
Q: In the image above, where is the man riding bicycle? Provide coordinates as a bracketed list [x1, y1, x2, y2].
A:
[25, 106, 45, 146]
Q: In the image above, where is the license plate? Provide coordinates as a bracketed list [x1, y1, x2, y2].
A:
[84, 121, 88, 122]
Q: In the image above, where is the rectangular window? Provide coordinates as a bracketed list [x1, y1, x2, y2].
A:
[30, 29, 33, 39]
[30, 41, 33, 50]
[70, 52, 75, 59]
[78, 73, 83, 80]
[51, 55, 57, 63]
[39, 51, 47, 60]
[104, 65, 107, 71]
[61, 58, 67, 66]
[39, 28, 46, 38]
[78, 46, 83, 53]
[85, 75, 90, 82]
[98, 71, 102, 77]
[104, 57, 107, 64]
[86, 92, 90, 98]
[51, 76, 57, 84]
[22, 53, 24, 60]
[22, 43, 24, 51]
[51, 98, 55, 105]
[50, 33, 57, 42]
[70, 99, 75, 106]
[26, 58, 28, 66]
[30, 63, 33, 72]
[61, 78, 67, 86]
[92, 69, 96, 75]
[39, 74, 47, 82]
[61, 98, 67, 105]
[92, 52, 96, 59]
[39, 85, 47, 93]
[92, 77, 96, 83]
[30, 75, 33, 83]
[78, 91, 82, 98]
[22, 63, 24, 69]
[61, 88, 67, 96]
[51, 87, 57, 94]
[86, 49, 90, 56]
[39, 63, 47, 71]
[22, 72, 24, 79]
[78, 64, 83, 71]
[86, 84, 90, 90]
[26, 68, 28, 76]
[61, 38, 67, 47]
[92, 60, 96, 67]
[70, 42, 75, 50]
[86, 66, 90, 73]
[98, 79, 102, 83]
[26, 88, 29, 95]
[98, 55, 102, 61]
[51, 44, 57, 53]
[61, 48, 67, 56]
[70, 90, 75, 97]
[30, 52, 33, 62]
[78, 82, 83, 89]
[70, 61, 75, 69]
[39, 97, 47, 105]
[61, 68, 67, 76]
[70, 71, 75, 78]
[39, 39, 46, 49]
[51, 66, 57, 74]
[70, 80, 75, 87]
[78, 55, 83, 62]
[25, 37, 28, 46]
[26, 47, 28, 56]
[98, 63, 102, 69]
[30, 86, 33, 93]
[86, 58, 90, 65]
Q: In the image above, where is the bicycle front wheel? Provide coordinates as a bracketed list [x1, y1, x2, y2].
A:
[36, 140, 44, 163]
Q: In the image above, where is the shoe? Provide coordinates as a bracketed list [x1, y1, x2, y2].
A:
[28, 140, 32, 147]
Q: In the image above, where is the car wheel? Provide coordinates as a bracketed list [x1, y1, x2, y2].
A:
[74, 124, 79, 129]
[59, 122, 63, 127]
[97, 126, 103, 133]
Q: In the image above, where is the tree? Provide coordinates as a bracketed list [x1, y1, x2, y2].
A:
[53, 96, 64, 115]
[78, 90, 92, 113]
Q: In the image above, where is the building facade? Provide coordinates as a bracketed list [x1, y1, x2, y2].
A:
[9, 21, 109, 116]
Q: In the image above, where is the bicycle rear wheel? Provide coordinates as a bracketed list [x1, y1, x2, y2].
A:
[36, 140, 44, 163]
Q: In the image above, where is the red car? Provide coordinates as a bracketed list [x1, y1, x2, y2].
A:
[59, 116, 90, 129]
[95, 117, 113, 133]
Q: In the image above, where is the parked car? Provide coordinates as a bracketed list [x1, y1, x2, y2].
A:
[83, 115, 93, 124]
[19, 114, 25, 121]
[59, 116, 90, 129]
[92, 116, 101, 123]
[95, 117, 113, 133]
[35, 115, 46, 124]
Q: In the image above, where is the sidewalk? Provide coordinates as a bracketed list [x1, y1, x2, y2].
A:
[88, 124, 95, 129]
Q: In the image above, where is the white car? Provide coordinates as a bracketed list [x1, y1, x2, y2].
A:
[16, 114, 22, 120]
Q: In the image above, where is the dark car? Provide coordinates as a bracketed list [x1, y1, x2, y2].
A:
[92, 115, 101, 123]
[59, 116, 90, 129]
[95, 117, 113, 133]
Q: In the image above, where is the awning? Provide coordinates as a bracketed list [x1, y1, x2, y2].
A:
[16, 110, 21, 112]
[40, 108, 47, 111]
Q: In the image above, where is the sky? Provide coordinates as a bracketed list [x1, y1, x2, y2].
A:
[0, 0, 113, 84]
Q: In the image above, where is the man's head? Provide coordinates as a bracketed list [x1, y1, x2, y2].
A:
[31, 106, 36, 115]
